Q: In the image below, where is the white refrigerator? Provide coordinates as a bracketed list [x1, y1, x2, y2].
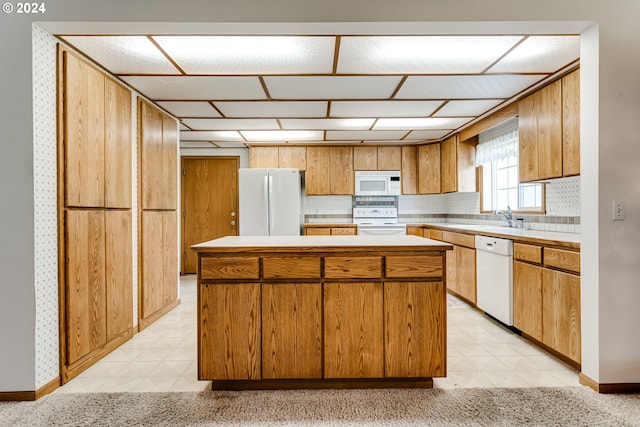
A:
[239, 168, 301, 236]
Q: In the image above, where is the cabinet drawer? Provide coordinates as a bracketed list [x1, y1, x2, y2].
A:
[305, 227, 331, 235]
[442, 231, 475, 248]
[200, 257, 259, 280]
[514, 243, 542, 264]
[263, 256, 321, 279]
[386, 255, 443, 278]
[429, 229, 443, 241]
[331, 227, 356, 235]
[544, 248, 580, 274]
[325, 256, 382, 279]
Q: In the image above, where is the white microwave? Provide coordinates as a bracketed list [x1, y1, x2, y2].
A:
[354, 171, 401, 196]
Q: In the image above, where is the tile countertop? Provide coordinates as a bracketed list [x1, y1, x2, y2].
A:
[415, 223, 580, 249]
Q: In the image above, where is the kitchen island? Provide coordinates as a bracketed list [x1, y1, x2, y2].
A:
[191, 235, 452, 390]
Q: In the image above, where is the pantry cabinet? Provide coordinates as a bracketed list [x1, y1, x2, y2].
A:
[418, 143, 441, 194]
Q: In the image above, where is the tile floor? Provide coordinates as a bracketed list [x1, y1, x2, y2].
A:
[55, 275, 580, 393]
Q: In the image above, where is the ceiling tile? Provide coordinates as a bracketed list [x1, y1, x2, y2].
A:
[280, 118, 375, 130]
[119, 76, 266, 100]
[240, 130, 324, 141]
[338, 35, 523, 74]
[157, 101, 222, 117]
[211, 141, 248, 148]
[330, 100, 443, 117]
[182, 118, 279, 130]
[61, 36, 180, 74]
[373, 117, 470, 130]
[433, 100, 504, 117]
[326, 130, 407, 140]
[180, 141, 217, 148]
[263, 76, 402, 99]
[403, 130, 453, 140]
[180, 123, 190, 131]
[215, 101, 328, 118]
[180, 130, 244, 141]
[488, 36, 580, 73]
[396, 74, 543, 99]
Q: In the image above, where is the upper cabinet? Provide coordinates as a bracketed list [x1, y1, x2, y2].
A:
[249, 146, 307, 170]
[519, 69, 580, 182]
[401, 146, 418, 195]
[329, 147, 354, 195]
[377, 146, 402, 170]
[306, 146, 354, 195]
[417, 143, 441, 194]
[441, 135, 476, 194]
[249, 146, 279, 168]
[279, 146, 307, 170]
[305, 147, 331, 195]
[353, 146, 401, 171]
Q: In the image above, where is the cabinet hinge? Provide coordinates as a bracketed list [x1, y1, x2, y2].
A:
[183, 168, 186, 176]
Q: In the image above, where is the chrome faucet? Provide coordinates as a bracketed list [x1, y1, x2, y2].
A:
[495, 206, 514, 227]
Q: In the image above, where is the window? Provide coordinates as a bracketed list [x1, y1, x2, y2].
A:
[477, 117, 544, 213]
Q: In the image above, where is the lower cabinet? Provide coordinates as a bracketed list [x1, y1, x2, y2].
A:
[454, 246, 476, 304]
[513, 261, 543, 341]
[304, 225, 357, 235]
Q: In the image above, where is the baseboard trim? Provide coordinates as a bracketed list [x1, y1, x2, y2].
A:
[0, 377, 60, 401]
[579, 373, 640, 394]
[138, 298, 181, 332]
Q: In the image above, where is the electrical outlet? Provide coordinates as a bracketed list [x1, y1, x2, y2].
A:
[613, 200, 625, 221]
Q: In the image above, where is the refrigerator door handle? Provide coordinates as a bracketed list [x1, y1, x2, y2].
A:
[268, 174, 274, 234]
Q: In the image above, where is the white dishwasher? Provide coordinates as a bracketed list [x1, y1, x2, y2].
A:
[475, 235, 514, 326]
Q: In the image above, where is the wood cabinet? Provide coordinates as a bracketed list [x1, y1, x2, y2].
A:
[279, 146, 307, 170]
[249, 146, 279, 168]
[377, 146, 402, 170]
[513, 261, 543, 341]
[418, 143, 441, 194]
[105, 211, 133, 342]
[304, 224, 357, 235]
[434, 231, 476, 304]
[562, 69, 580, 177]
[249, 146, 307, 170]
[353, 146, 378, 170]
[305, 146, 331, 195]
[440, 135, 476, 194]
[329, 147, 354, 195]
[401, 146, 418, 195]
[542, 269, 581, 364]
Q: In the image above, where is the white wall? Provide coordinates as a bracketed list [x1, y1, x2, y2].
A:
[2, 0, 640, 391]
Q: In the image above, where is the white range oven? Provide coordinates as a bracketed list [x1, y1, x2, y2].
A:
[353, 196, 406, 236]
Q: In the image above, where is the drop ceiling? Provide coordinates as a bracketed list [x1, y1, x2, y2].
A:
[58, 33, 579, 148]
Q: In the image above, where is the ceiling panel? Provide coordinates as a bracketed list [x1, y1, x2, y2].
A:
[180, 123, 190, 131]
[211, 141, 248, 148]
[61, 36, 180, 74]
[182, 118, 279, 130]
[338, 36, 523, 74]
[215, 101, 328, 118]
[280, 118, 375, 130]
[153, 36, 335, 74]
[373, 117, 471, 130]
[396, 74, 543, 99]
[119, 76, 266, 100]
[240, 130, 324, 141]
[330, 100, 443, 117]
[433, 99, 504, 117]
[180, 130, 244, 141]
[156, 101, 222, 117]
[263, 76, 403, 99]
[180, 141, 217, 148]
[403, 129, 453, 140]
[326, 130, 408, 140]
[488, 36, 580, 73]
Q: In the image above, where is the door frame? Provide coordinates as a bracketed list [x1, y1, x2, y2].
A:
[180, 156, 240, 274]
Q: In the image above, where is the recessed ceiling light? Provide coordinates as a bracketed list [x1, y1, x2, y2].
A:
[240, 130, 324, 141]
[374, 118, 453, 129]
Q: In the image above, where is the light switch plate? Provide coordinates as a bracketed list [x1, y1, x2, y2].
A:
[613, 200, 625, 221]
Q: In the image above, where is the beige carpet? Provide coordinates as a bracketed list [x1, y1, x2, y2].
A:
[1, 387, 639, 426]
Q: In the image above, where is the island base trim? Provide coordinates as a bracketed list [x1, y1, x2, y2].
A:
[208, 378, 435, 390]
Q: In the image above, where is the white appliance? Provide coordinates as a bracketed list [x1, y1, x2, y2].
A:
[239, 168, 301, 236]
[353, 196, 406, 236]
[355, 171, 401, 196]
[475, 235, 514, 326]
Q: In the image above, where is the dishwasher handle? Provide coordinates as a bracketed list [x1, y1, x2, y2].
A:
[475, 235, 513, 256]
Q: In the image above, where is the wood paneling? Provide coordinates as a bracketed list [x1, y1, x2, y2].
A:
[201, 257, 260, 280]
[65, 210, 106, 364]
[324, 282, 384, 378]
[329, 147, 354, 195]
[105, 211, 132, 342]
[64, 52, 105, 208]
[384, 281, 445, 377]
[513, 261, 543, 341]
[305, 146, 331, 195]
[162, 115, 178, 210]
[141, 211, 164, 318]
[544, 247, 580, 274]
[200, 283, 261, 380]
[401, 146, 418, 195]
[139, 102, 164, 209]
[386, 255, 442, 278]
[104, 78, 132, 209]
[262, 283, 322, 379]
[418, 143, 441, 194]
[562, 69, 580, 176]
[325, 256, 382, 279]
[514, 243, 543, 264]
[377, 146, 402, 170]
[542, 269, 581, 363]
[263, 257, 322, 279]
[353, 146, 378, 170]
[249, 147, 279, 168]
[279, 146, 307, 170]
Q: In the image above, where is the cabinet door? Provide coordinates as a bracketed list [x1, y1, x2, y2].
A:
[65, 210, 106, 364]
[262, 283, 322, 379]
[306, 146, 330, 195]
[279, 146, 306, 170]
[200, 283, 261, 380]
[537, 80, 563, 180]
[64, 52, 105, 208]
[455, 245, 476, 304]
[562, 69, 580, 177]
[162, 211, 178, 307]
[162, 115, 178, 210]
[418, 143, 441, 194]
[330, 147, 354, 195]
[249, 147, 279, 168]
[141, 211, 164, 318]
[384, 281, 446, 377]
[139, 101, 164, 209]
[440, 136, 456, 194]
[542, 269, 581, 363]
[377, 146, 401, 170]
[353, 146, 378, 170]
[445, 245, 457, 294]
[104, 78, 132, 209]
[105, 211, 132, 342]
[401, 146, 418, 195]
[519, 92, 539, 183]
[406, 225, 422, 236]
[331, 226, 356, 235]
[513, 261, 543, 341]
[305, 227, 331, 235]
[324, 282, 384, 378]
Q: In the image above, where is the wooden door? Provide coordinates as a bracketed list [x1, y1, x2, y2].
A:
[513, 261, 543, 341]
[141, 211, 164, 318]
[324, 282, 384, 378]
[401, 146, 418, 195]
[418, 143, 441, 194]
[377, 146, 401, 170]
[562, 69, 580, 177]
[162, 211, 178, 305]
[306, 146, 330, 195]
[262, 283, 322, 379]
[330, 147, 354, 195]
[139, 101, 164, 209]
[542, 269, 581, 363]
[105, 210, 133, 342]
[104, 78, 132, 209]
[182, 158, 239, 274]
[384, 281, 446, 377]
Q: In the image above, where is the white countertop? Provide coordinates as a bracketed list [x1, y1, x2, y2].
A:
[418, 223, 580, 245]
[192, 234, 452, 250]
